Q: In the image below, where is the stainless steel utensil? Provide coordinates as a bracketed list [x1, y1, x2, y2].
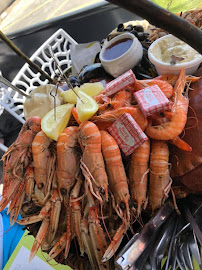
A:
[0, 75, 30, 98]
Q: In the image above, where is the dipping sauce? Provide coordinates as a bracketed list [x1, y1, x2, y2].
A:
[151, 35, 201, 64]
[103, 38, 133, 60]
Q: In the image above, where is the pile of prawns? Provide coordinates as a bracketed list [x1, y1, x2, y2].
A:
[0, 68, 199, 270]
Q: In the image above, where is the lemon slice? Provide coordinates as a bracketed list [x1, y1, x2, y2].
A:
[76, 91, 98, 122]
[41, 103, 74, 141]
[61, 86, 79, 104]
[80, 82, 104, 96]
[61, 82, 104, 104]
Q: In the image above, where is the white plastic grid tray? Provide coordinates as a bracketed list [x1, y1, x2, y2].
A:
[1, 28, 78, 124]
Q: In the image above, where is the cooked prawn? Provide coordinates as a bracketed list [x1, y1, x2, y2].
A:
[150, 112, 192, 151]
[134, 79, 173, 98]
[32, 131, 52, 194]
[98, 88, 133, 113]
[100, 130, 130, 261]
[155, 74, 201, 86]
[57, 126, 79, 200]
[92, 106, 148, 131]
[149, 140, 171, 212]
[78, 121, 108, 202]
[100, 130, 130, 221]
[145, 68, 188, 140]
[0, 116, 41, 213]
[129, 139, 150, 216]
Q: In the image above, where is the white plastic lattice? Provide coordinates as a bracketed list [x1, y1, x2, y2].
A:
[1, 29, 78, 124]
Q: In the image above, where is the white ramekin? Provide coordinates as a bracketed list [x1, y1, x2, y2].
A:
[148, 34, 202, 75]
[100, 32, 143, 78]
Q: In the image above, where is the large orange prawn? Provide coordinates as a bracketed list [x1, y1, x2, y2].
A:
[97, 88, 133, 113]
[129, 139, 150, 216]
[149, 140, 171, 212]
[155, 73, 200, 86]
[100, 130, 130, 220]
[78, 121, 108, 202]
[92, 106, 148, 131]
[145, 68, 188, 140]
[0, 116, 41, 215]
[32, 130, 54, 196]
[134, 78, 173, 98]
[57, 126, 79, 200]
[100, 130, 130, 262]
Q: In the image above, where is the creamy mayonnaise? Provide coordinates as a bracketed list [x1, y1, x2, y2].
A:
[23, 84, 63, 120]
[151, 35, 201, 64]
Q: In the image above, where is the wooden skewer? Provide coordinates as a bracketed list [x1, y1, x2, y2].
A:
[107, 0, 202, 54]
[0, 30, 54, 83]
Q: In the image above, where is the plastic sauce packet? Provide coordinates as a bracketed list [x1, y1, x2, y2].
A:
[108, 113, 148, 156]
[105, 69, 136, 96]
[134, 85, 170, 117]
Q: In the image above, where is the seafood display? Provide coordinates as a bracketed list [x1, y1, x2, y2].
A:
[149, 9, 202, 41]
[0, 13, 202, 270]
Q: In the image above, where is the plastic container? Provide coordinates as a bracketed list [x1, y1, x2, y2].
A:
[148, 34, 202, 75]
[100, 32, 143, 78]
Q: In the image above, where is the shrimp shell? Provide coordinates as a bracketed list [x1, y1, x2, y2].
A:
[101, 130, 130, 221]
[32, 131, 52, 192]
[149, 140, 171, 212]
[145, 69, 188, 140]
[78, 121, 108, 202]
[129, 139, 150, 216]
[57, 126, 79, 197]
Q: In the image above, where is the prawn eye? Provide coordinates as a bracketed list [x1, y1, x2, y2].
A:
[99, 188, 105, 195]
[129, 198, 135, 208]
[107, 103, 113, 108]
[60, 188, 67, 196]
[38, 183, 44, 189]
[120, 201, 126, 210]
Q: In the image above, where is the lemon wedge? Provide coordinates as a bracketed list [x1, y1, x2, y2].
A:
[80, 82, 104, 96]
[41, 103, 74, 141]
[76, 91, 98, 122]
[61, 82, 104, 104]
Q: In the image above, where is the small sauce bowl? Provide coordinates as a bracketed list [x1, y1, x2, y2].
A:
[100, 32, 143, 78]
[148, 34, 202, 75]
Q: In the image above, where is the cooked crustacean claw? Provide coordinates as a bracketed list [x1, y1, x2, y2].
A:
[86, 188, 110, 270]
[17, 200, 52, 225]
[47, 179, 84, 261]
[48, 189, 62, 244]
[29, 217, 50, 262]
[47, 233, 67, 261]
[102, 222, 129, 263]
[17, 189, 61, 261]
[81, 218, 98, 269]
[25, 166, 35, 202]
[9, 186, 26, 226]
